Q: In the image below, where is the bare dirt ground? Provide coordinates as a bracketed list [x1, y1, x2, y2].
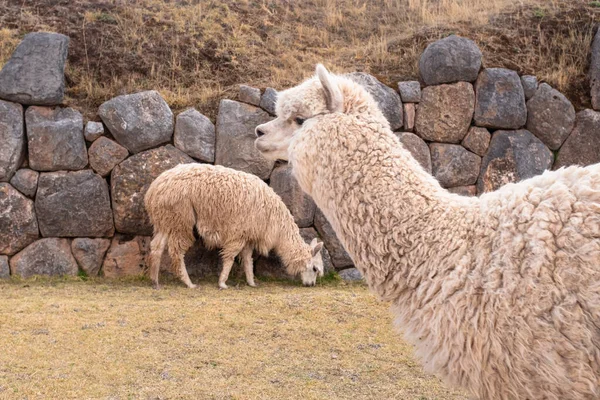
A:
[0, 277, 468, 399]
[0, 0, 597, 121]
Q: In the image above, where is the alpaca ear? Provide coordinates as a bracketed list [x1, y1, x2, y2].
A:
[316, 64, 343, 113]
[311, 239, 324, 256]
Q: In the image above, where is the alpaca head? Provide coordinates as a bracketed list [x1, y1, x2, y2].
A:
[254, 64, 346, 161]
[297, 238, 325, 286]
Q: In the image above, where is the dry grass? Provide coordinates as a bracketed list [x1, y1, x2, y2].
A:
[0, 277, 468, 399]
[0, 0, 597, 120]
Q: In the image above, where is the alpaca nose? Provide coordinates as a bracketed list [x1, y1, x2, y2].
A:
[255, 128, 265, 138]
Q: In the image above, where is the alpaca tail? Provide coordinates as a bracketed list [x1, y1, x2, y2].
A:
[149, 232, 168, 289]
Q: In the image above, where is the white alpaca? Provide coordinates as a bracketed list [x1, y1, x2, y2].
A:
[254, 64, 600, 399]
[144, 163, 324, 289]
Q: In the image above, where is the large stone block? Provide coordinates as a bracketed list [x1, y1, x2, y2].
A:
[478, 129, 553, 193]
[259, 87, 278, 115]
[526, 83, 575, 150]
[419, 35, 482, 86]
[396, 132, 432, 174]
[0, 183, 39, 255]
[174, 108, 215, 163]
[398, 81, 421, 103]
[430, 144, 481, 188]
[215, 100, 274, 180]
[98, 90, 173, 154]
[26, 106, 87, 172]
[239, 85, 261, 106]
[269, 164, 316, 228]
[10, 238, 78, 277]
[346, 72, 403, 131]
[101, 235, 148, 278]
[0, 255, 8, 278]
[415, 82, 475, 143]
[36, 170, 114, 238]
[555, 110, 600, 169]
[88, 137, 129, 177]
[0, 32, 69, 105]
[9, 169, 39, 198]
[474, 68, 527, 130]
[71, 238, 111, 277]
[0, 100, 24, 182]
[461, 127, 491, 157]
[111, 145, 194, 235]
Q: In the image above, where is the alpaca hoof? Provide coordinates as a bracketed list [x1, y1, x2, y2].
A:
[187, 283, 197, 289]
[153, 283, 161, 290]
[219, 283, 228, 290]
[248, 282, 258, 288]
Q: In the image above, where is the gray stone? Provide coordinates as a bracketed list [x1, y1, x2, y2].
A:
[10, 238, 78, 278]
[447, 186, 477, 196]
[0, 255, 8, 278]
[346, 72, 403, 131]
[0, 32, 69, 105]
[461, 127, 491, 156]
[526, 83, 575, 150]
[111, 145, 194, 235]
[339, 268, 363, 282]
[26, 106, 88, 171]
[174, 108, 215, 163]
[398, 81, 421, 103]
[270, 164, 316, 228]
[259, 87, 278, 115]
[591, 29, 600, 111]
[474, 68, 527, 129]
[239, 85, 261, 106]
[215, 100, 274, 180]
[396, 132, 432, 173]
[418, 35, 482, 86]
[478, 129, 553, 193]
[0, 183, 39, 255]
[0, 100, 24, 182]
[36, 170, 114, 238]
[521, 75, 538, 100]
[98, 90, 173, 154]
[314, 208, 353, 270]
[555, 110, 600, 169]
[84, 121, 104, 142]
[102, 235, 148, 278]
[71, 238, 111, 277]
[9, 169, 39, 198]
[415, 82, 475, 143]
[88, 137, 129, 177]
[403, 103, 415, 131]
[430, 144, 481, 188]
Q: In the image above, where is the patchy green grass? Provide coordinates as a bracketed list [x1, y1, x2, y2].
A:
[0, 278, 468, 399]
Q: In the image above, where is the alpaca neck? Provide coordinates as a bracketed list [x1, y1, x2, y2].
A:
[292, 110, 479, 302]
[275, 224, 310, 275]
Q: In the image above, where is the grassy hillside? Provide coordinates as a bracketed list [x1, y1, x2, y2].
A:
[0, 0, 597, 120]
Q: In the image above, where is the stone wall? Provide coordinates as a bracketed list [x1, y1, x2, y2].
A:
[1, 30, 599, 282]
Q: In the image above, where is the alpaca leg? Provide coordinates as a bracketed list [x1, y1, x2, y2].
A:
[149, 232, 168, 289]
[241, 245, 257, 287]
[168, 235, 195, 289]
[218, 242, 245, 290]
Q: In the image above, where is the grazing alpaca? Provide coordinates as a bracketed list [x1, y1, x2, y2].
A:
[144, 163, 324, 289]
[254, 64, 600, 399]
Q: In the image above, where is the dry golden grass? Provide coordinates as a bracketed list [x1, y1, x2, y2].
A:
[0, 0, 597, 120]
[0, 278, 468, 399]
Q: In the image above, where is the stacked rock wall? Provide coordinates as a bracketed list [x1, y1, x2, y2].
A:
[1, 30, 600, 282]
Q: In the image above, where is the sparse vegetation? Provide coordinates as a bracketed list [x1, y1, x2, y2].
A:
[0, 278, 468, 399]
[0, 0, 597, 120]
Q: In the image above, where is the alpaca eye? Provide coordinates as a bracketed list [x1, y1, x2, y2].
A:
[313, 266, 318, 273]
[295, 117, 306, 125]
